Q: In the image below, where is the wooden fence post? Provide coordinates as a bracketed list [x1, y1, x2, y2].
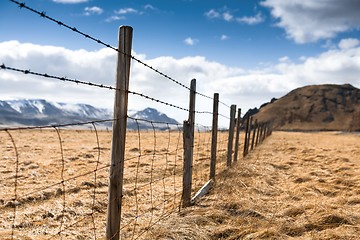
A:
[255, 121, 261, 147]
[210, 93, 219, 181]
[264, 122, 268, 140]
[106, 26, 133, 240]
[262, 122, 267, 142]
[243, 114, 250, 157]
[246, 116, 253, 154]
[261, 122, 264, 143]
[233, 108, 241, 163]
[258, 122, 263, 144]
[227, 105, 236, 167]
[251, 119, 257, 150]
[182, 79, 196, 208]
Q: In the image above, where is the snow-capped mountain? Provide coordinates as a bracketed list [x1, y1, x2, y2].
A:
[0, 99, 112, 127]
[130, 107, 178, 124]
[5, 99, 111, 118]
[0, 99, 179, 129]
[128, 107, 179, 130]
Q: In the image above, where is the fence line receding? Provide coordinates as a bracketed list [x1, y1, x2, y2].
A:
[1, 2, 274, 239]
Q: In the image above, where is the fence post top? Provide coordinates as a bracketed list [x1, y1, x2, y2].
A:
[119, 25, 133, 30]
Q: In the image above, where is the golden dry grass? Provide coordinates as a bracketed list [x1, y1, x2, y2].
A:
[0, 128, 228, 239]
[1, 130, 359, 239]
[149, 131, 360, 239]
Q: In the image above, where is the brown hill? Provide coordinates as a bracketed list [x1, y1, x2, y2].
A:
[253, 84, 360, 131]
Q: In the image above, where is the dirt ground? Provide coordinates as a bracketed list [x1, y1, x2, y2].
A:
[1, 130, 359, 239]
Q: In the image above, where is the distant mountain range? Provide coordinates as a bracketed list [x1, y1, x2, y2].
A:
[0, 99, 179, 129]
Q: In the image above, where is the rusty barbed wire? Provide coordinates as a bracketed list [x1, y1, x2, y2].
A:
[8, 0, 232, 108]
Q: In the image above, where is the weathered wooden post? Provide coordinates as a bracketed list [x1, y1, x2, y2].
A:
[182, 79, 196, 207]
[251, 119, 257, 150]
[246, 116, 253, 154]
[233, 108, 242, 163]
[262, 122, 267, 142]
[243, 114, 250, 157]
[255, 121, 261, 146]
[227, 105, 236, 167]
[210, 93, 219, 180]
[106, 26, 132, 240]
[264, 122, 269, 140]
[258, 122, 264, 144]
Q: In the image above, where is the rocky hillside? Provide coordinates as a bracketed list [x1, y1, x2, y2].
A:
[253, 84, 360, 131]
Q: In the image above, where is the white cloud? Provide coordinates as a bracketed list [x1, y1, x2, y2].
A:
[0, 40, 116, 109]
[220, 35, 229, 41]
[184, 37, 198, 46]
[205, 9, 220, 19]
[53, 0, 88, 3]
[1, 40, 360, 126]
[84, 6, 103, 16]
[278, 56, 290, 63]
[205, 9, 233, 22]
[322, 39, 336, 49]
[237, 13, 264, 25]
[261, 0, 360, 43]
[338, 38, 360, 49]
[105, 16, 123, 22]
[205, 8, 263, 25]
[109, 7, 142, 21]
[144, 4, 155, 10]
[223, 12, 233, 22]
[115, 8, 139, 15]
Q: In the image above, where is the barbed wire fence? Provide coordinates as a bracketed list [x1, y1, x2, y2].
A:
[0, 1, 273, 239]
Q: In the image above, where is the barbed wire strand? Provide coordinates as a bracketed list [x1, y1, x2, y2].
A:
[8, 0, 233, 108]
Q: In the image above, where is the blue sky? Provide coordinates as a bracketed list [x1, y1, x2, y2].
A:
[1, 0, 360, 126]
[1, 0, 330, 67]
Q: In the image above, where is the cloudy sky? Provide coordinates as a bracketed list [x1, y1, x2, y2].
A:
[1, 0, 360, 126]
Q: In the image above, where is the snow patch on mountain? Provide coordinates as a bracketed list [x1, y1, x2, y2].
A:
[0, 99, 179, 129]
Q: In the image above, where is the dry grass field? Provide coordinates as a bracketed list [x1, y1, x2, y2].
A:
[150, 131, 360, 239]
[0, 128, 228, 239]
[1, 129, 359, 239]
